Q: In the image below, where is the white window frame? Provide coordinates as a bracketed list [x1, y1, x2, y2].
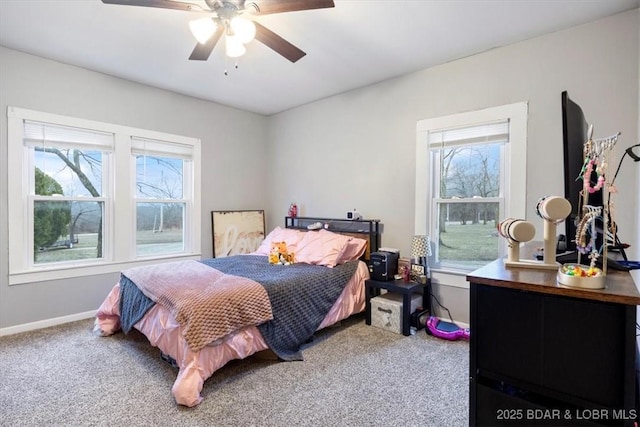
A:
[415, 102, 528, 287]
[7, 106, 202, 285]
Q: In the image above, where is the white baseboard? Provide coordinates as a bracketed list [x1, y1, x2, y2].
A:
[451, 320, 469, 329]
[0, 310, 97, 337]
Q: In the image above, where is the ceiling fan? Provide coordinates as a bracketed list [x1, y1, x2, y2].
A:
[101, 0, 335, 63]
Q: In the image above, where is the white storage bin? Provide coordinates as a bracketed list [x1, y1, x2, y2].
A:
[370, 293, 421, 334]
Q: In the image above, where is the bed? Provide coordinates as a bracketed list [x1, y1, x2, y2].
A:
[94, 223, 377, 407]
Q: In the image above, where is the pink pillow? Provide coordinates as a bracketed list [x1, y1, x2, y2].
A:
[253, 227, 304, 255]
[295, 229, 350, 267]
[337, 236, 367, 264]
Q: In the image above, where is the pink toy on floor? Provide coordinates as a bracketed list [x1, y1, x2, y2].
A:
[426, 316, 470, 341]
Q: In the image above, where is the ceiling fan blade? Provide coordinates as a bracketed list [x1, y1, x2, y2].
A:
[251, 0, 334, 15]
[101, 0, 206, 12]
[189, 26, 224, 61]
[254, 22, 306, 62]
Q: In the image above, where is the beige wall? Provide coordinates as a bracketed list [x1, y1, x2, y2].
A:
[0, 47, 268, 330]
[267, 10, 639, 323]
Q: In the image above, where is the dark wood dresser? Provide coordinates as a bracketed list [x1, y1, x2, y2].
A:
[467, 259, 640, 426]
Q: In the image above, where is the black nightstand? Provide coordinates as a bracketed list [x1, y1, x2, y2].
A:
[365, 278, 431, 336]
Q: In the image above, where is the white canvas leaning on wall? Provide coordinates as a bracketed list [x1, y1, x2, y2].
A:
[211, 210, 265, 257]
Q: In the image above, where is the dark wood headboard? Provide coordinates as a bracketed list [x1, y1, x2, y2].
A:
[285, 216, 381, 261]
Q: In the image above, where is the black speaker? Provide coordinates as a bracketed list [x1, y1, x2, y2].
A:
[369, 251, 399, 281]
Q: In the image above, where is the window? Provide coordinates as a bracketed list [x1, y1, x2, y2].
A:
[415, 102, 527, 276]
[132, 137, 192, 257]
[7, 107, 201, 284]
[26, 121, 111, 265]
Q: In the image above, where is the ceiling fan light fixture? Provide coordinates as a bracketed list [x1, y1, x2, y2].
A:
[189, 17, 217, 44]
[230, 16, 256, 44]
[100, 0, 336, 63]
[225, 34, 246, 58]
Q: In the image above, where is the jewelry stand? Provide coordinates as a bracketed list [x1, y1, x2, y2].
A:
[557, 127, 619, 289]
[504, 220, 563, 270]
[501, 196, 572, 270]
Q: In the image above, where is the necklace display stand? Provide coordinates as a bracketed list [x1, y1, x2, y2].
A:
[557, 128, 620, 289]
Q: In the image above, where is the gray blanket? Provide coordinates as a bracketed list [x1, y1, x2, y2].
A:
[119, 274, 155, 334]
[120, 255, 359, 361]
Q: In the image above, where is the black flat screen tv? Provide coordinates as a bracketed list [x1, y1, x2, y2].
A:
[560, 91, 603, 260]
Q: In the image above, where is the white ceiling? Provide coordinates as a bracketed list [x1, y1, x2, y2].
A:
[1, 0, 638, 116]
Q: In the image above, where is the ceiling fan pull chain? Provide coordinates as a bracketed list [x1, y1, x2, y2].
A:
[223, 57, 239, 75]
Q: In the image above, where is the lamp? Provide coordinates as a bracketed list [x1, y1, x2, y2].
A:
[189, 17, 217, 44]
[230, 16, 256, 44]
[606, 143, 639, 265]
[411, 235, 432, 279]
[225, 34, 246, 58]
[626, 144, 640, 162]
[189, 15, 255, 59]
[610, 143, 640, 186]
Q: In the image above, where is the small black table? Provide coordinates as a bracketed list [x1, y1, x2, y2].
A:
[365, 278, 431, 336]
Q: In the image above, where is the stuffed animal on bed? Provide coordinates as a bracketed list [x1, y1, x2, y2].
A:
[268, 241, 296, 265]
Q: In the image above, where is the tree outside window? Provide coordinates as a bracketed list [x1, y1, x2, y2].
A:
[33, 146, 105, 264]
[433, 143, 502, 269]
[135, 154, 186, 257]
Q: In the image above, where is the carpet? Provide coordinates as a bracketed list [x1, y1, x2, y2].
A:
[0, 313, 469, 426]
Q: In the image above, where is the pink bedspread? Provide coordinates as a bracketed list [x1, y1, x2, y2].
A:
[123, 260, 272, 352]
[94, 260, 369, 407]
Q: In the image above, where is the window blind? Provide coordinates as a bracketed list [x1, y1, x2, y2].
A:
[23, 120, 114, 150]
[131, 136, 193, 159]
[428, 120, 509, 149]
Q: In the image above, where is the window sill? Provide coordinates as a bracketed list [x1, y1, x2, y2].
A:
[431, 268, 474, 289]
[8, 253, 202, 285]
